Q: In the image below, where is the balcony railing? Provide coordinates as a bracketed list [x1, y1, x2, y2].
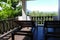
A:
[30, 16, 54, 24]
[0, 18, 21, 40]
[0, 16, 55, 40]
[0, 18, 35, 40]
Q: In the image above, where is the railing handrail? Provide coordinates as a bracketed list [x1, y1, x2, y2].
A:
[0, 18, 16, 21]
[0, 26, 21, 39]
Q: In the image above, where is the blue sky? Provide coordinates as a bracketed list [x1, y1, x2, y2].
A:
[26, 0, 58, 12]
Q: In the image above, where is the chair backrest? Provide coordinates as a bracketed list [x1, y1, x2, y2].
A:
[44, 21, 60, 40]
[44, 21, 60, 34]
[44, 21, 60, 28]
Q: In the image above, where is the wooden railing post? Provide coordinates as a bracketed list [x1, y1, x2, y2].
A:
[11, 32, 15, 40]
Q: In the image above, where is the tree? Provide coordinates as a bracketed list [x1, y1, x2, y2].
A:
[29, 11, 58, 16]
[0, 0, 22, 20]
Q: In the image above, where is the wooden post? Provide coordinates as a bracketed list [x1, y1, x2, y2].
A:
[11, 32, 14, 40]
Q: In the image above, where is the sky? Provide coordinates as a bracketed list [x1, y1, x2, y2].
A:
[26, 0, 58, 12]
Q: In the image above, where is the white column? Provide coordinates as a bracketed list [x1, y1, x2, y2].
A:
[59, 0, 60, 20]
[17, 0, 31, 20]
[22, 0, 27, 20]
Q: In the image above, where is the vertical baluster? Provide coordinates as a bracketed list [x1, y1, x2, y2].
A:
[9, 20, 11, 30]
[43, 16, 44, 24]
[12, 19, 17, 29]
[48, 16, 50, 21]
[31, 17, 32, 21]
[1, 21, 5, 34]
[43, 16, 45, 24]
[38, 17, 39, 24]
[4, 20, 7, 32]
[0, 21, 3, 34]
[41, 16, 43, 24]
[6, 20, 9, 32]
[41, 16, 42, 23]
[45, 16, 46, 21]
[37, 16, 38, 24]
[51, 16, 52, 21]
[7, 20, 9, 31]
[51, 16, 53, 21]
[0, 22, 1, 34]
[6, 20, 8, 32]
[46, 16, 47, 21]
[0, 22, 3, 34]
[39, 16, 41, 24]
[50, 16, 52, 21]
[48, 16, 49, 21]
[10, 19, 12, 30]
[47, 16, 48, 21]
[13, 21, 16, 28]
[32, 17, 34, 20]
[50, 16, 51, 21]
[36, 16, 37, 24]
[5, 20, 7, 32]
[12, 21, 13, 29]
[37, 17, 40, 24]
[42, 16, 43, 24]
[34, 16, 35, 21]
[8, 20, 11, 31]
[11, 19, 13, 29]
[41, 16, 42, 22]
[12, 20, 14, 29]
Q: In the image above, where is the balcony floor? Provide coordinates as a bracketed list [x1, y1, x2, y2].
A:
[9, 26, 60, 40]
[9, 27, 31, 40]
[9, 35, 31, 40]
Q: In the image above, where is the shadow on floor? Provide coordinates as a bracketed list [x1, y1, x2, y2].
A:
[23, 36, 31, 40]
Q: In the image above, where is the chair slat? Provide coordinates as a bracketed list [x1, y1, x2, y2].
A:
[44, 21, 60, 40]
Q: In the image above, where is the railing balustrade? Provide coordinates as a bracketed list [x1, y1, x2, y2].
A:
[0, 18, 20, 39]
[0, 18, 35, 40]
[31, 16, 54, 24]
[0, 16, 54, 40]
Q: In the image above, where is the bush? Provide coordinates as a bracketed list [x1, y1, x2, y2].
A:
[0, 2, 22, 20]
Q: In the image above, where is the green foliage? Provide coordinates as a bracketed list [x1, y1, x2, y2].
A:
[0, 1, 22, 20]
[29, 11, 58, 16]
[13, 6, 22, 16]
